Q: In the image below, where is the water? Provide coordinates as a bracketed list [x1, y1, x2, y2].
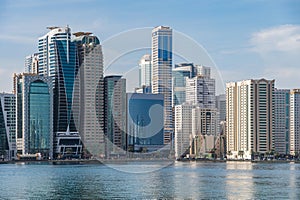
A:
[0, 161, 300, 199]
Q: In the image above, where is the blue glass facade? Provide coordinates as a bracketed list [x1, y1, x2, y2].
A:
[127, 93, 164, 152]
[172, 63, 196, 106]
[28, 80, 51, 154]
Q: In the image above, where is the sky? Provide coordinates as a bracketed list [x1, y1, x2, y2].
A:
[0, 0, 299, 94]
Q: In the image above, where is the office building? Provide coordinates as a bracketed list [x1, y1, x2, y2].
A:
[274, 89, 290, 155]
[152, 26, 173, 144]
[172, 63, 196, 106]
[226, 79, 274, 160]
[127, 93, 164, 153]
[139, 54, 152, 89]
[14, 73, 53, 158]
[104, 75, 126, 157]
[38, 26, 81, 158]
[73, 32, 105, 158]
[0, 93, 16, 160]
[186, 74, 216, 108]
[290, 89, 300, 155]
[216, 94, 226, 133]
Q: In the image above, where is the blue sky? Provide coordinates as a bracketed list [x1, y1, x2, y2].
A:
[0, 0, 299, 93]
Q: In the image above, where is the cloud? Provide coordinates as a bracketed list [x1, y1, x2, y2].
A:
[250, 24, 300, 53]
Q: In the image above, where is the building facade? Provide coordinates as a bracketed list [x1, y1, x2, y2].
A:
[25, 53, 39, 74]
[15, 73, 53, 158]
[0, 93, 16, 160]
[226, 79, 274, 160]
[186, 74, 216, 108]
[73, 32, 105, 158]
[104, 76, 127, 157]
[38, 26, 81, 158]
[290, 89, 300, 156]
[152, 26, 173, 144]
[174, 103, 194, 159]
[127, 93, 164, 153]
[274, 89, 290, 155]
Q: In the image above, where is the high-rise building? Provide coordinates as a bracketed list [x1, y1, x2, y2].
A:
[0, 93, 16, 160]
[274, 89, 290, 155]
[73, 32, 105, 158]
[192, 107, 218, 136]
[196, 65, 211, 78]
[172, 63, 196, 106]
[174, 103, 194, 159]
[216, 94, 226, 134]
[186, 74, 216, 108]
[226, 79, 274, 159]
[38, 26, 81, 158]
[152, 26, 173, 144]
[290, 89, 300, 156]
[25, 53, 39, 74]
[104, 75, 126, 158]
[139, 54, 152, 89]
[127, 93, 164, 153]
[14, 73, 53, 158]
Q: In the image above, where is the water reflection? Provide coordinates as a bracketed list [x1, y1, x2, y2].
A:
[225, 162, 253, 199]
[1, 162, 300, 199]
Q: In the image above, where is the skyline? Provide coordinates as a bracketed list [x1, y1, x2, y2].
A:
[0, 0, 300, 93]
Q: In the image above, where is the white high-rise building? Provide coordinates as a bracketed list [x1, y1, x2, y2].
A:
[186, 74, 216, 108]
[175, 103, 193, 159]
[73, 32, 105, 158]
[152, 26, 173, 144]
[196, 65, 211, 78]
[274, 89, 290, 155]
[139, 54, 151, 88]
[226, 79, 274, 159]
[290, 89, 300, 156]
[25, 53, 39, 74]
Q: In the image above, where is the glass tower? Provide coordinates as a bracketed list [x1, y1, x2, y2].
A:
[38, 26, 81, 158]
[151, 26, 173, 144]
[172, 63, 196, 106]
[15, 73, 53, 158]
[104, 76, 126, 158]
[139, 54, 152, 88]
[38, 26, 79, 135]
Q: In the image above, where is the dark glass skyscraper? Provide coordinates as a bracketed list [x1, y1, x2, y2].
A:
[104, 76, 126, 158]
[38, 26, 81, 158]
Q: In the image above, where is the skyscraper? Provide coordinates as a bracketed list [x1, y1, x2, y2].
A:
[0, 92, 16, 160]
[104, 76, 126, 158]
[226, 79, 274, 159]
[139, 54, 152, 89]
[274, 89, 290, 155]
[73, 32, 105, 158]
[174, 103, 193, 159]
[38, 26, 81, 158]
[152, 26, 173, 144]
[15, 73, 53, 158]
[185, 74, 216, 108]
[290, 89, 300, 156]
[25, 53, 39, 74]
[172, 63, 196, 106]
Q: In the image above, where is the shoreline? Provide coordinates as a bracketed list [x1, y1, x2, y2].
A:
[1, 158, 299, 165]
